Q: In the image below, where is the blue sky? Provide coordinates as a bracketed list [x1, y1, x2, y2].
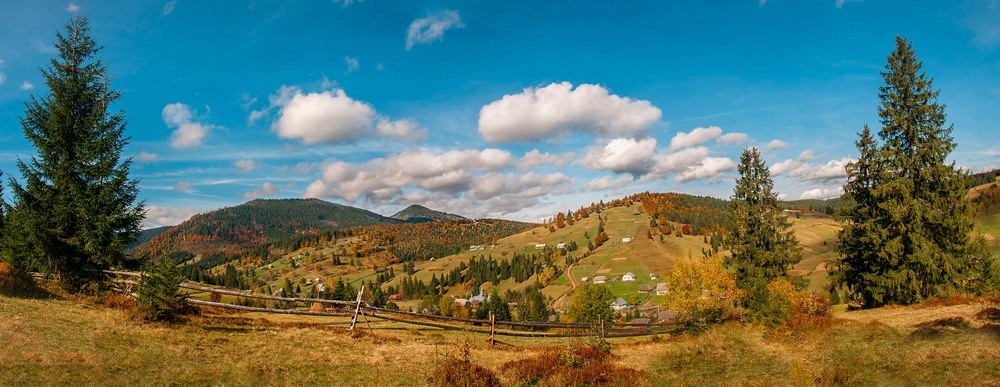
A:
[1, 1, 998, 227]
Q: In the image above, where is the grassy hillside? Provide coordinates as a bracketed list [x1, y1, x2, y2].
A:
[390, 204, 467, 223]
[2, 291, 996, 385]
[135, 198, 400, 259]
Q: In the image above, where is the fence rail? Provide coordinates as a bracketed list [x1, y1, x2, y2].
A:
[33, 269, 686, 339]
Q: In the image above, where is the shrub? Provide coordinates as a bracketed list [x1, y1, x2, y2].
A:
[501, 341, 649, 386]
[0, 262, 45, 298]
[661, 255, 744, 325]
[751, 278, 832, 327]
[136, 258, 190, 322]
[428, 337, 501, 387]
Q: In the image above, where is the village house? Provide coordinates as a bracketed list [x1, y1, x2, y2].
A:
[592, 276, 608, 284]
[621, 237, 633, 243]
[655, 282, 669, 295]
[649, 273, 657, 280]
[657, 310, 678, 321]
[535, 243, 546, 249]
[556, 243, 566, 249]
[581, 276, 589, 282]
[638, 284, 653, 294]
[622, 272, 636, 282]
[611, 297, 629, 311]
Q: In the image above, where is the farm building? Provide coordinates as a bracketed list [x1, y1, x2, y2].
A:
[556, 243, 566, 249]
[657, 310, 677, 321]
[649, 273, 657, 280]
[622, 272, 636, 282]
[638, 284, 653, 294]
[534, 243, 546, 249]
[612, 297, 629, 311]
[655, 283, 669, 295]
[629, 318, 651, 326]
[593, 276, 608, 284]
[621, 237, 632, 243]
[581, 277, 589, 282]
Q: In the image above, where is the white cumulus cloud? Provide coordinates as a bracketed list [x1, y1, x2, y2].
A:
[162, 1, 177, 16]
[163, 103, 214, 149]
[766, 139, 790, 150]
[174, 181, 194, 193]
[790, 157, 853, 183]
[20, 81, 33, 90]
[271, 88, 425, 144]
[144, 206, 201, 228]
[799, 187, 843, 200]
[516, 149, 575, 171]
[66, 3, 80, 12]
[405, 10, 463, 50]
[579, 137, 657, 177]
[478, 82, 662, 143]
[243, 182, 279, 200]
[717, 132, 749, 145]
[675, 157, 737, 183]
[670, 126, 722, 151]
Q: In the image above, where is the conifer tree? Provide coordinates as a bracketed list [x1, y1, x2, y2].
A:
[7, 17, 144, 288]
[834, 37, 974, 307]
[727, 148, 802, 297]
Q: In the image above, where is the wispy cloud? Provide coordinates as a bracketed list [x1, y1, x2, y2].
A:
[405, 10, 463, 51]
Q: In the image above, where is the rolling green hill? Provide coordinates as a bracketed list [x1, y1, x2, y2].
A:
[134, 198, 401, 259]
[390, 204, 467, 223]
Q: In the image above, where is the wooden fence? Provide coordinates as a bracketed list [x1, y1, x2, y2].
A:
[89, 270, 685, 339]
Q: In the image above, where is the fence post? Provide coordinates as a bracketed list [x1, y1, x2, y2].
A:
[489, 311, 495, 345]
[349, 285, 365, 331]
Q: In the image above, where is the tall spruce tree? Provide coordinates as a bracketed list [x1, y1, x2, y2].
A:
[727, 148, 802, 299]
[834, 37, 974, 307]
[8, 17, 144, 288]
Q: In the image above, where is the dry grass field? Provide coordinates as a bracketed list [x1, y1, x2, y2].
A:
[2, 285, 998, 386]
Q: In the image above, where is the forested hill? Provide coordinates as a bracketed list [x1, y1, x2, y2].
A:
[390, 204, 467, 223]
[134, 198, 401, 258]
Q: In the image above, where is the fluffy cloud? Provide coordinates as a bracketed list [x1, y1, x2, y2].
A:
[137, 151, 159, 163]
[468, 172, 572, 201]
[174, 181, 194, 193]
[302, 148, 512, 202]
[797, 149, 819, 161]
[66, 3, 80, 12]
[144, 206, 201, 228]
[163, 103, 213, 149]
[243, 182, 279, 200]
[170, 123, 210, 149]
[790, 157, 853, 183]
[0, 72, 6, 85]
[646, 146, 710, 179]
[579, 137, 657, 176]
[769, 159, 800, 176]
[233, 159, 259, 173]
[516, 149, 575, 171]
[478, 82, 662, 143]
[586, 175, 633, 191]
[405, 10, 463, 50]
[766, 139, 790, 150]
[670, 126, 721, 151]
[270, 87, 425, 144]
[675, 157, 737, 183]
[799, 187, 843, 200]
[717, 132, 749, 145]
[344, 56, 359, 73]
[20, 81, 33, 90]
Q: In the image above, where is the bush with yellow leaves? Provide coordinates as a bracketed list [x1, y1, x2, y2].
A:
[660, 255, 745, 325]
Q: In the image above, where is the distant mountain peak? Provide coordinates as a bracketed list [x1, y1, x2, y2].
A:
[391, 204, 467, 223]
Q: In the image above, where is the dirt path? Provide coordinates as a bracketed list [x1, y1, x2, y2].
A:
[553, 262, 578, 310]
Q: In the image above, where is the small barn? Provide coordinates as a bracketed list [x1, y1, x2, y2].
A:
[593, 276, 608, 284]
[655, 283, 669, 295]
[638, 284, 653, 294]
[612, 297, 629, 311]
[622, 272, 637, 282]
